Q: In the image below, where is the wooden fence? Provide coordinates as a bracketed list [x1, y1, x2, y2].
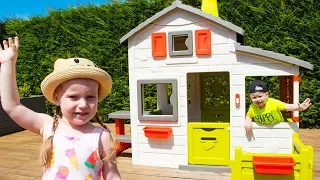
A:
[0, 95, 45, 136]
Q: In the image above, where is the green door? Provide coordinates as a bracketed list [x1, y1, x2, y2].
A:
[188, 72, 230, 166]
[200, 72, 230, 123]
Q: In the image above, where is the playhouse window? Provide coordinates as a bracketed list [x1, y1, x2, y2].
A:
[137, 79, 178, 121]
[173, 35, 189, 51]
[245, 76, 295, 122]
[168, 31, 193, 56]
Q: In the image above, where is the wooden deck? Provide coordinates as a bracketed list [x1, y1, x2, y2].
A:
[0, 123, 319, 180]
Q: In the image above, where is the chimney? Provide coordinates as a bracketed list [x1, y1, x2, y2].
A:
[201, 0, 219, 17]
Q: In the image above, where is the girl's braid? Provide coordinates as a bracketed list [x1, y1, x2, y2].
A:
[94, 114, 111, 133]
[41, 106, 61, 168]
[94, 114, 117, 163]
[52, 106, 61, 134]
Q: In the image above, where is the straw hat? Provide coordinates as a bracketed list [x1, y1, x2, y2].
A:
[41, 58, 112, 104]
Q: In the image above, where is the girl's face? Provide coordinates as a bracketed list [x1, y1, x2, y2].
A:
[55, 79, 99, 125]
[249, 92, 268, 108]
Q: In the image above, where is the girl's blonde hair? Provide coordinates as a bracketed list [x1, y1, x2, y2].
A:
[40, 106, 117, 168]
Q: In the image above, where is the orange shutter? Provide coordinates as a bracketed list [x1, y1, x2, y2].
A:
[152, 32, 166, 57]
[195, 29, 211, 55]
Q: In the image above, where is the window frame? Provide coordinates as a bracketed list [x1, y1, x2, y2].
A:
[168, 30, 193, 56]
[137, 79, 178, 121]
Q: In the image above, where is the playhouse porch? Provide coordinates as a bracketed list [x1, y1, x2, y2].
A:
[0, 123, 319, 179]
[0, 123, 319, 180]
[0, 123, 231, 180]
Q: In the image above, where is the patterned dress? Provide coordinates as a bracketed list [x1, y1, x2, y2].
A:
[42, 125, 104, 180]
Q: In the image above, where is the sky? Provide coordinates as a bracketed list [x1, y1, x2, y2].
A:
[0, 0, 111, 21]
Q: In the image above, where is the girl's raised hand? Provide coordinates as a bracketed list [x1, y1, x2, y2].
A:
[0, 36, 19, 64]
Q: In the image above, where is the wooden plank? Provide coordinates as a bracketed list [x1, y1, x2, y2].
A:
[0, 123, 319, 180]
[116, 134, 132, 143]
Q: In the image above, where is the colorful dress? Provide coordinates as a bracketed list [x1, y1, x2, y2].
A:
[42, 125, 104, 180]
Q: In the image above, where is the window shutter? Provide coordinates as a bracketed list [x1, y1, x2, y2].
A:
[152, 32, 167, 57]
[195, 29, 211, 55]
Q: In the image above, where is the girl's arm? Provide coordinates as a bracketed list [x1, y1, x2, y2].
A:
[284, 98, 311, 112]
[0, 37, 52, 135]
[99, 130, 122, 180]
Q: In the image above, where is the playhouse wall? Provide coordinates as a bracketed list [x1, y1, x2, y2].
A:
[128, 60, 299, 168]
[132, 8, 237, 69]
[127, 8, 302, 167]
[186, 63, 300, 159]
[128, 32, 191, 167]
[229, 53, 300, 159]
[128, 68, 190, 168]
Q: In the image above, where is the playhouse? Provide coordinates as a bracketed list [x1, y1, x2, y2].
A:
[109, 0, 315, 179]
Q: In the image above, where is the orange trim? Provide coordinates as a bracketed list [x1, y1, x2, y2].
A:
[152, 32, 166, 57]
[253, 156, 296, 175]
[293, 75, 300, 82]
[235, 93, 240, 109]
[292, 116, 300, 122]
[143, 126, 172, 138]
[195, 29, 211, 55]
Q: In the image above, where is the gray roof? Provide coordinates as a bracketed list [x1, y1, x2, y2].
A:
[120, 0, 244, 44]
[234, 43, 314, 70]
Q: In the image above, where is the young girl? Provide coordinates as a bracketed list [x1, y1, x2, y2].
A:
[0, 36, 122, 180]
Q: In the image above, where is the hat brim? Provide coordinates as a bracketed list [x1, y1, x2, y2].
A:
[41, 67, 112, 104]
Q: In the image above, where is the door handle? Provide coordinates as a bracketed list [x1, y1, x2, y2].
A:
[212, 113, 223, 117]
[201, 128, 216, 131]
[235, 93, 240, 109]
[201, 137, 217, 141]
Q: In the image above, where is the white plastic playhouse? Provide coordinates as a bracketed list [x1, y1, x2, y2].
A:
[109, 0, 314, 179]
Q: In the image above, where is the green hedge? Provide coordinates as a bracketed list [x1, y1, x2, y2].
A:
[1, 0, 319, 128]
